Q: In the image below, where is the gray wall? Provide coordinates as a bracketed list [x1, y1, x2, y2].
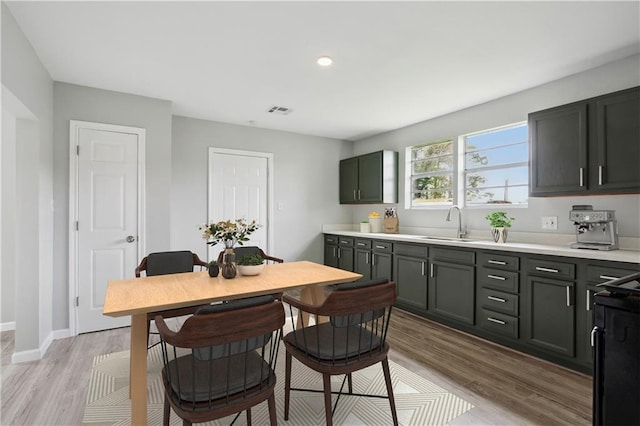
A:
[52, 82, 173, 330]
[171, 116, 353, 263]
[1, 3, 54, 352]
[352, 54, 640, 241]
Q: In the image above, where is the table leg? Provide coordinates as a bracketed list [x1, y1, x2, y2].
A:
[298, 285, 328, 328]
[130, 313, 148, 425]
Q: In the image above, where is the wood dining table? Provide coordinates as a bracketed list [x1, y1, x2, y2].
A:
[102, 260, 362, 425]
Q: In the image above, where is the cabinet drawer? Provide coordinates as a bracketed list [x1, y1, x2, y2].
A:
[355, 239, 372, 249]
[325, 235, 338, 245]
[478, 252, 519, 271]
[394, 243, 428, 258]
[479, 288, 519, 316]
[431, 247, 475, 265]
[586, 264, 640, 283]
[338, 237, 354, 247]
[478, 267, 519, 293]
[479, 309, 519, 339]
[526, 258, 575, 280]
[372, 240, 393, 253]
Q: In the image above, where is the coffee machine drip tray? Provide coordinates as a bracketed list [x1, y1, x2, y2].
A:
[570, 242, 618, 251]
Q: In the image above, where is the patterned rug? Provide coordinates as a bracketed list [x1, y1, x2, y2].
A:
[83, 344, 473, 425]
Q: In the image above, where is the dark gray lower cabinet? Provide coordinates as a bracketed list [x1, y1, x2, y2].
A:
[394, 255, 428, 312]
[354, 239, 372, 281]
[524, 275, 576, 357]
[428, 260, 475, 325]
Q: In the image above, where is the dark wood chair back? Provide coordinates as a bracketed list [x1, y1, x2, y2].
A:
[282, 279, 399, 426]
[217, 246, 283, 265]
[155, 295, 285, 425]
[135, 250, 208, 277]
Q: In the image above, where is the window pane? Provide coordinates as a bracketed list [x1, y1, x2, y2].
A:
[466, 124, 528, 151]
[412, 158, 453, 173]
[465, 144, 528, 170]
[466, 166, 529, 188]
[411, 175, 453, 205]
[412, 140, 453, 160]
[466, 185, 528, 205]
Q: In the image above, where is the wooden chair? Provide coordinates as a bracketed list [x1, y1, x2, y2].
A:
[135, 250, 209, 347]
[217, 246, 283, 265]
[155, 295, 285, 426]
[282, 278, 398, 426]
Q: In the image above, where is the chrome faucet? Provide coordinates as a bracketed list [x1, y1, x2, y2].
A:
[446, 205, 466, 239]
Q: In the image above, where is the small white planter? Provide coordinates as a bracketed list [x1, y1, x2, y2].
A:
[491, 227, 508, 244]
[238, 264, 264, 276]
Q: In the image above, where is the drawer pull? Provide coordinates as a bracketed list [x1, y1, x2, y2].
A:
[357, 242, 366, 246]
[487, 295, 507, 303]
[340, 240, 350, 244]
[599, 275, 619, 281]
[488, 260, 507, 265]
[487, 274, 506, 281]
[375, 245, 386, 249]
[487, 317, 506, 325]
[536, 266, 559, 273]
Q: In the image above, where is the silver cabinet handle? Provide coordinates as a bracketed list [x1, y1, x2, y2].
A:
[598, 165, 603, 186]
[353, 189, 357, 200]
[566, 286, 571, 307]
[487, 274, 506, 281]
[365, 252, 369, 265]
[488, 295, 507, 303]
[586, 290, 592, 312]
[430, 264, 435, 278]
[536, 266, 559, 273]
[372, 253, 376, 266]
[488, 260, 507, 265]
[357, 242, 366, 246]
[487, 317, 506, 325]
[579, 167, 584, 187]
[357, 189, 361, 200]
[421, 262, 425, 276]
[126, 235, 136, 243]
[599, 275, 619, 281]
[337, 248, 340, 259]
[375, 245, 386, 249]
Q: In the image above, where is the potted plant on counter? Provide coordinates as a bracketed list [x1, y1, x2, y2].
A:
[485, 211, 514, 244]
[237, 254, 265, 276]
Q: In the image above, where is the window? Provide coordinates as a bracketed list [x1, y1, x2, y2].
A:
[408, 122, 528, 208]
[409, 139, 455, 207]
[464, 123, 528, 205]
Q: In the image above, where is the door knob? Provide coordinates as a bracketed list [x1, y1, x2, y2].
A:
[126, 235, 136, 243]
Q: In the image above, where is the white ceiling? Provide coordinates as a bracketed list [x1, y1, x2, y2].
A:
[6, 1, 639, 141]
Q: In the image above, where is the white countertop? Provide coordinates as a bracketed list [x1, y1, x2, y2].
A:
[323, 229, 640, 264]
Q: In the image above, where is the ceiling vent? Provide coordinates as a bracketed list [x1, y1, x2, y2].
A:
[266, 105, 292, 115]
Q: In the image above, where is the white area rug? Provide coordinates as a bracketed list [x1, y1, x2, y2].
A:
[83, 344, 473, 425]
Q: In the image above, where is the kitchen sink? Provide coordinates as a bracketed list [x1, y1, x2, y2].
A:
[415, 236, 477, 242]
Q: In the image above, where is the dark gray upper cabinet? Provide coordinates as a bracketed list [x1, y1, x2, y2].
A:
[339, 150, 398, 204]
[529, 86, 639, 196]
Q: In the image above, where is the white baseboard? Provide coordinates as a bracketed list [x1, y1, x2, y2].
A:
[1, 321, 16, 332]
[10, 328, 69, 364]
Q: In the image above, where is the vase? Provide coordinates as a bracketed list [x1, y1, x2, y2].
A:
[208, 265, 219, 277]
[221, 248, 237, 279]
[491, 227, 508, 243]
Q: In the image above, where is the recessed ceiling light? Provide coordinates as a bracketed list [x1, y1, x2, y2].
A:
[317, 56, 333, 67]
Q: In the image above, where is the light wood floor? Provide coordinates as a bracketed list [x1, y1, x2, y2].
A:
[1, 308, 591, 425]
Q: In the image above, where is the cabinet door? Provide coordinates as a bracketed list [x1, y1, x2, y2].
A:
[394, 255, 428, 312]
[529, 103, 588, 196]
[324, 237, 338, 268]
[524, 275, 575, 357]
[372, 252, 392, 281]
[595, 87, 640, 192]
[358, 151, 383, 202]
[337, 247, 354, 271]
[354, 248, 372, 281]
[339, 157, 358, 204]
[428, 261, 475, 325]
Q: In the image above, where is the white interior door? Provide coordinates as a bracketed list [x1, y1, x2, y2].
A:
[208, 149, 272, 259]
[71, 122, 145, 334]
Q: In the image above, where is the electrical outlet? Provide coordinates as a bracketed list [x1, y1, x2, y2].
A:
[541, 216, 558, 230]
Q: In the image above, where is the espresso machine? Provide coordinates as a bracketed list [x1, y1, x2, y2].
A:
[569, 205, 619, 251]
